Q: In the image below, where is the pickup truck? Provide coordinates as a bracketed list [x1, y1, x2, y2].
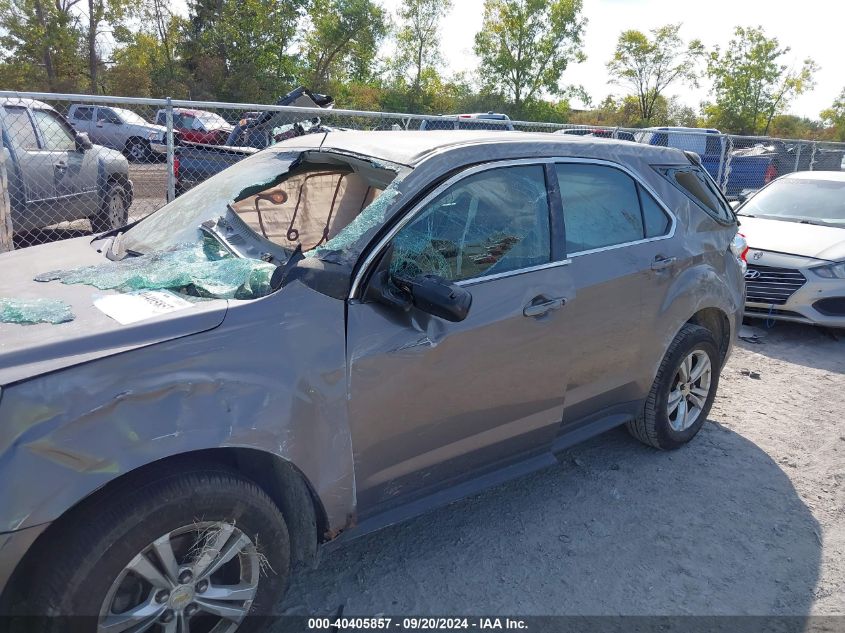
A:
[174, 87, 335, 194]
[1, 98, 133, 236]
[637, 127, 778, 198]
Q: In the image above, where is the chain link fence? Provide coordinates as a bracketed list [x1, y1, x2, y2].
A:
[2, 89, 844, 250]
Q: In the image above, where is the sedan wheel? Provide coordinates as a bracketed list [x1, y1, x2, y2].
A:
[98, 522, 259, 633]
[667, 350, 712, 432]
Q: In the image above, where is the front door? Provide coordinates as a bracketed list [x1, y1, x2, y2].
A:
[346, 162, 575, 514]
[31, 108, 97, 218]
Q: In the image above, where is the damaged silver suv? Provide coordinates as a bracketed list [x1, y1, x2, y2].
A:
[0, 131, 744, 630]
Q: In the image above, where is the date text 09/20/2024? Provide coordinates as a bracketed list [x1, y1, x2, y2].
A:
[307, 617, 528, 630]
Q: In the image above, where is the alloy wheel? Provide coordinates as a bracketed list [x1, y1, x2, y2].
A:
[98, 521, 259, 633]
[667, 349, 712, 432]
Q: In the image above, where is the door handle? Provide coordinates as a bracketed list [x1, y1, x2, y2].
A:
[651, 256, 677, 271]
[523, 296, 566, 318]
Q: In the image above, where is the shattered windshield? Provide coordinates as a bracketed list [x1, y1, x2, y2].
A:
[101, 146, 401, 301]
[122, 150, 302, 255]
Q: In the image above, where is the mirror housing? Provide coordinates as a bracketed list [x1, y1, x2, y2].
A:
[395, 274, 472, 322]
[75, 132, 93, 151]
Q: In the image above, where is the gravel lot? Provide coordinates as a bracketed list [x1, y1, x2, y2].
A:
[279, 321, 845, 619]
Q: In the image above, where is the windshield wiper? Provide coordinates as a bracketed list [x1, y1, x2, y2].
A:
[106, 231, 142, 261]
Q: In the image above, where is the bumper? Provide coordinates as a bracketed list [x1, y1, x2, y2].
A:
[743, 251, 845, 328]
[0, 523, 49, 604]
[149, 141, 168, 155]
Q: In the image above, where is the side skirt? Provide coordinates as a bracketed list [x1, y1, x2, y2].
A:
[321, 402, 640, 554]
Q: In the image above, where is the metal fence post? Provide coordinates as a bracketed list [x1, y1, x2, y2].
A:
[809, 142, 818, 171]
[715, 133, 727, 189]
[165, 97, 175, 203]
[793, 143, 802, 173]
[720, 136, 734, 194]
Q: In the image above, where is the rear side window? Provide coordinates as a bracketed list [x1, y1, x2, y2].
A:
[72, 106, 94, 121]
[639, 184, 672, 237]
[556, 164, 643, 253]
[659, 165, 733, 222]
[2, 107, 39, 150]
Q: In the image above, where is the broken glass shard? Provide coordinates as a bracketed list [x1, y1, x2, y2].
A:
[37, 240, 277, 300]
[0, 297, 74, 325]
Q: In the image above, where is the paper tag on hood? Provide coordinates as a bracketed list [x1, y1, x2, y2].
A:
[94, 290, 194, 325]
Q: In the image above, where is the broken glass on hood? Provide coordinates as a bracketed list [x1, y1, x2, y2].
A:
[0, 297, 74, 325]
[37, 237, 276, 300]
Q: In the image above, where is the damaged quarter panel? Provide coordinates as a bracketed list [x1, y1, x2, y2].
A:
[0, 279, 353, 534]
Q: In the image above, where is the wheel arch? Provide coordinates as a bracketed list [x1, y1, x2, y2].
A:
[0, 447, 328, 613]
[685, 307, 731, 366]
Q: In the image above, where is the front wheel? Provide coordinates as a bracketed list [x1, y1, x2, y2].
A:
[627, 323, 720, 450]
[89, 182, 129, 233]
[27, 466, 291, 632]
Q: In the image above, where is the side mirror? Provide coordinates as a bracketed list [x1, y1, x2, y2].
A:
[75, 132, 93, 151]
[395, 274, 472, 322]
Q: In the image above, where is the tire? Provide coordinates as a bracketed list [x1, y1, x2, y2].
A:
[25, 465, 291, 633]
[89, 182, 129, 233]
[626, 323, 720, 450]
[125, 137, 151, 162]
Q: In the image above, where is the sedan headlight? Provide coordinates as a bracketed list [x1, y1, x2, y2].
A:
[147, 131, 164, 142]
[811, 261, 845, 279]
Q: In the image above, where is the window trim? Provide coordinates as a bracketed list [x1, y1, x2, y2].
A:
[2, 106, 42, 151]
[655, 164, 735, 225]
[350, 158, 564, 298]
[553, 158, 677, 258]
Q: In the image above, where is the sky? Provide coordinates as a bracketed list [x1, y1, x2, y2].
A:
[379, 0, 843, 119]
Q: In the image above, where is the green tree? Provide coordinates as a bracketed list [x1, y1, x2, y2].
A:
[180, 0, 306, 101]
[473, 0, 586, 116]
[606, 24, 703, 124]
[820, 88, 845, 141]
[393, 0, 452, 111]
[84, 0, 132, 92]
[703, 26, 817, 135]
[302, 0, 389, 92]
[0, 0, 85, 91]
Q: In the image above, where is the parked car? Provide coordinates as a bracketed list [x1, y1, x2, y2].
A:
[1, 98, 132, 233]
[637, 126, 778, 199]
[736, 171, 845, 327]
[174, 87, 337, 194]
[0, 131, 744, 629]
[67, 104, 168, 162]
[419, 112, 514, 130]
[154, 108, 233, 145]
[557, 127, 636, 142]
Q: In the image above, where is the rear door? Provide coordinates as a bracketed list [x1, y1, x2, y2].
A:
[94, 107, 123, 149]
[346, 161, 575, 514]
[554, 160, 677, 425]
[68, 105, 95, 135]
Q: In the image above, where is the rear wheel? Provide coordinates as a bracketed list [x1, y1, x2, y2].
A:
[89, 182, 129, 233]
[627, 324, 720, 450]
[26, 466, 290, 632]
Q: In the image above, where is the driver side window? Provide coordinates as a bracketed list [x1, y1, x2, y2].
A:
[390, 164, 551, 282]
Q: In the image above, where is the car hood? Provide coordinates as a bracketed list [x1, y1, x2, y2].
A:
[739, 215, 845, 261]
[0, 238, 228, 386]
[127, 122, 167, 135]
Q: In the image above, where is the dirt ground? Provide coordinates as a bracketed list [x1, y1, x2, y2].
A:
[279, 320, 845, 618]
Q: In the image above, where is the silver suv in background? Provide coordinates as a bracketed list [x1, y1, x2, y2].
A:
[0, 98, 132, 233]
[67, 104, 168, 162]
